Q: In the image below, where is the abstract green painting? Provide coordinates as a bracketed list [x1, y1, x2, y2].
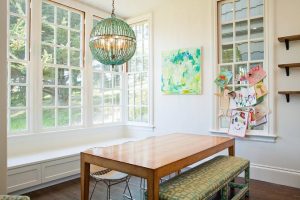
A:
[161, 48, 202, 94]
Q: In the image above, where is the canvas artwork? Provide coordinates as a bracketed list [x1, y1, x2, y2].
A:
[228, 110, 249, 137]
[229, 87, 257, 109]
[161, 48, 202, 94]
[244, 65, 267, 86]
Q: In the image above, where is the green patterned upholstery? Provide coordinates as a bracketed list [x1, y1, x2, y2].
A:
[147, 156, 250, 200]
[0, 196, 30, 200]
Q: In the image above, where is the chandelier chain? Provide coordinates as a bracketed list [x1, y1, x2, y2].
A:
[112, 0, 115, 16]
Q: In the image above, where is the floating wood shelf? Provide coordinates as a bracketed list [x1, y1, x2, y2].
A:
[278, 63, 300, 76]
[278, 91, 300, 102]
[278, 35, 300, 50]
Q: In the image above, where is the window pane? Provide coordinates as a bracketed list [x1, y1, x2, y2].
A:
[235, 21, 248, 41]
[10, 0, 26, 15]
[251, 41, 264, 60]
[57, 108, 69, 126]
[71, 69, 82, 86]
[135, 90, 141, 105]
[142, 89, 148, 105]
[42, 23, 54, 44]
[93, 73, 102, 88]
[93, 107, 103, 124]
[70, 50, 80, 67]
[250, 18, 264, 39]
[11, 85, 26, 107]
[56, 47, 68, 65]
[222, 23, 233, 43]
[236, 42, 248, 62]
[104, 92, 112, 106]
[43, 66, 55, 85]
[10, 109, 27, 132]
[43, 87, 55, 106]
[71, 88, 81, 106]
[9, 15, 26, 38]
[9, 38, 26, 60]
[113, 107, 121, 122]
[42, 2, 54, 23]
[93, 89, 102, 105]
[10, 62, 26, 84]
[234, 64, 248, 84]
[128, 107, 134, 121]
[114, 75, 121, 88]
[220, 65, 233, 85]
[113, 91, 121, 105]
[104, 74, 112, 88]
[41, 44, 54, 64]
[71, 108, 82, 125]
[103, 107, 113, 123]
[70, 12, 81, 30]
[134, 107, 141, 121]
[43, 108, 55, 128]
[142, 107, 149, 123]
[235, 0, 247, 20]
[58, 68, 70, 85]
[250, 0, 264, 17]
[58, 88, 69, 106]
[70, 31, 80, 48]
[222, 44, 233, 63]
[128, 90, 134, 106]
[221, 2, 233, 23]
[57, 8, 68, 27]
[57, 27, 68, 46]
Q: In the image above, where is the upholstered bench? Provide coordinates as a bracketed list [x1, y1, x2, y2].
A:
[147, 156, 249, 200]
[0, 196, 30, 200]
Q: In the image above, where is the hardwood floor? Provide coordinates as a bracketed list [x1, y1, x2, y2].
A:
[25, 177, 300, 200]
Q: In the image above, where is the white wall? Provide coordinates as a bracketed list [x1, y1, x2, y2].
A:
[0, 0, 8, 194]
[150, 0, 300, 188]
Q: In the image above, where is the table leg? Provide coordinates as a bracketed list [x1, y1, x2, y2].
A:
[228, 144, 235, 156]
[81, 157, 90, 200]
[147, 174, 160, 200]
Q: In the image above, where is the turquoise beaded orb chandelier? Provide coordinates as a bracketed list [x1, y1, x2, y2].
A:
[89, 0, 136, 66]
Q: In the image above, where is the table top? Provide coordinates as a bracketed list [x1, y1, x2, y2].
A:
[83, 133, 234, 170]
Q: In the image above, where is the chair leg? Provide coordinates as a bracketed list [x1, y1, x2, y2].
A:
[245, 166, 250, 197]
[221, 185, 229, 200]
[125, 177, 133, 199]
[107, 181, 111, 200]
[89, 180, 98, 200]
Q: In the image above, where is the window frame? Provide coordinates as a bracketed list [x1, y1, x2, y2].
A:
[40, 0, 85, 130]
[126, 14, 154, 127]
[211, 0, 276, 141]
[7, 0, 31, 135]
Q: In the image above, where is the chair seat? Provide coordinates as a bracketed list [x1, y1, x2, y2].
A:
[90, 165, 129, 180]
[0, 196, 30, 200]
[158, 156, 249, 200]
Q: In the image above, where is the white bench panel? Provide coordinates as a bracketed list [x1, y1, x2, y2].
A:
[8, 164, 42, 193]
[42, 155, 80, 183]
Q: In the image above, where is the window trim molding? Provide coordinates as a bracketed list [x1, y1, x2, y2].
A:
[211, 0, 277, 141]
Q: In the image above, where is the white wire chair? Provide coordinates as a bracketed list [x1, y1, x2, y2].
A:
[89, 165, 133, 200]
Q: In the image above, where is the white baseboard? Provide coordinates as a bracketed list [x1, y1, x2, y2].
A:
[250, 163, 300, 188]
[9, 174, 79, 195]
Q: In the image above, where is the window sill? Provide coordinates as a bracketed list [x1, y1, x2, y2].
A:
[209, 129, 277, 143]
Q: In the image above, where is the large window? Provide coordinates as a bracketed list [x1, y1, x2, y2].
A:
[127, 20, 151, 124]
[7, 0, 30, 134]
[216, 0, 267, 132]
[41, 1, 84, 129]
[92, 18, 123, 125]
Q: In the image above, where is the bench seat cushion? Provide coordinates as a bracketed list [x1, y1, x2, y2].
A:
[158, 156, 249, 200]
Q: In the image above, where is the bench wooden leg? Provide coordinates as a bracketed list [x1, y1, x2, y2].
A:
[221, 185, 229, 200]
[245, 166, 250, 197]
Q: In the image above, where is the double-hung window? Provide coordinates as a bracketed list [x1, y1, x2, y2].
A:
[41, 1, 84, 129]
[92, 17, 123, 125]
[8, 0, 30, 134]
[127, 20, 151, 125]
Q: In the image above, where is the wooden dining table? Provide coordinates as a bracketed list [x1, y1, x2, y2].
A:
[80, 133, 235, 200]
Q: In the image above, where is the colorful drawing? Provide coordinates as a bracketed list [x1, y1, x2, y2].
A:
[244, 65, 267, 86]
[215, 71, 233, 89]
[228, 110, 249, 137]
[229, 87, 257, 109]
[161, 48, 202, 94]
[255, 82, 268, 99]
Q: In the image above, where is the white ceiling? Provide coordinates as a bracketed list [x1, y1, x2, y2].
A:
[77, 0, 163, 18]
